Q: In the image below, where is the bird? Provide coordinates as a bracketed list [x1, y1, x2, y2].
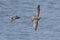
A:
[32, 5, 40, 30]
[10, 15, 20, 21]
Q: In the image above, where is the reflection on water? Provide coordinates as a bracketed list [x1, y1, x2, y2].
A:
[0, 0, 60, 40]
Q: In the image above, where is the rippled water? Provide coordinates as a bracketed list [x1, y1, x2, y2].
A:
[0, 0, 60, 40]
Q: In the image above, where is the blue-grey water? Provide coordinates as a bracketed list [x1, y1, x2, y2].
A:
[0, 0, 60, 40]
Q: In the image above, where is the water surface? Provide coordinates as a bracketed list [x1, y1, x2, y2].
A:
[0, 0, 60, 40]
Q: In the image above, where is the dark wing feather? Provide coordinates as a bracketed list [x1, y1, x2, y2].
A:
[35, 5, 40, 17]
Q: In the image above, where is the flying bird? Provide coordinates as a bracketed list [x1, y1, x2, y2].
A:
[10, 16, 20, 21]
[32, 5, 40, 30]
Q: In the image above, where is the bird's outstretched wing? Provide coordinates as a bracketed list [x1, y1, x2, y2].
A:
[35, 5, 40, 17]
[33, 20, 38, 30]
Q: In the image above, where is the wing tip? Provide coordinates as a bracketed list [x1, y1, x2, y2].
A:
[37, 5, 40, 11]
